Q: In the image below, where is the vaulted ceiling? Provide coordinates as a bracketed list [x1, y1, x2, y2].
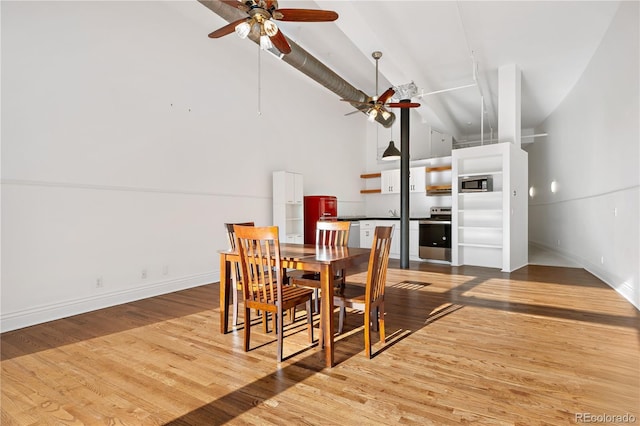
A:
[202, 1, 621, 144]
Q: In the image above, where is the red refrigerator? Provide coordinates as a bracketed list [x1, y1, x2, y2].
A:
[304, 195, 338, 244]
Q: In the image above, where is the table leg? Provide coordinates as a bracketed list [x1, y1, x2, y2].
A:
[219, 254, 231, 334]
[320, 264, 335, 368]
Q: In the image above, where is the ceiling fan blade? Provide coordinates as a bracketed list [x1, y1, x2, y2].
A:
[270, 29, 292, 54]
[273, 9, 339, 22]
[208, 18, 249, 38]
[221, 0, 250, 12]
[387, 102, 421, 108]
[377, 88, 395, 104]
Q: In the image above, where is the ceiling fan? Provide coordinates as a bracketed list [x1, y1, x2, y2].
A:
[341, 52, 420, 122]
[208, 0, 339, 54]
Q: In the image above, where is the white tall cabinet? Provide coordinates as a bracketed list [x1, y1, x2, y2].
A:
[273, 171, 304, 243]
[452, 142, 528, 272]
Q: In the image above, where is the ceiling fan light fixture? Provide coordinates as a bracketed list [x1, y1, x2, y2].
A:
[235, 21, 252, 39]
[380, 109, 391, 120]
[260, 34, 273, 50]
[382, 141, 401, 161]
[367, 108, 378, 122]
[260, 35, 273, 50]
[263, 20, 278, 37]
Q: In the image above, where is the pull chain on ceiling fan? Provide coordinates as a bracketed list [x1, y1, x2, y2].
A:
[208, 0, 338, 55]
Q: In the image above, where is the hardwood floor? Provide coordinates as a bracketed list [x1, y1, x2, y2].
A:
[2, 262, 639, 425]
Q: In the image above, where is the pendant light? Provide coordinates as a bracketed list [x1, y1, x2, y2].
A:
[382, 141, 401, 160]
[382, 124, 400, 161]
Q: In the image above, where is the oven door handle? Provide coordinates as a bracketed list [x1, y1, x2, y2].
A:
[420, 220, 451, 225]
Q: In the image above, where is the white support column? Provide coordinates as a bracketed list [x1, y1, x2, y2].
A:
[498, 64, 522, 147]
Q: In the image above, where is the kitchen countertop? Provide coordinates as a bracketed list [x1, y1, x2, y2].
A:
[331, 216, 430, 221]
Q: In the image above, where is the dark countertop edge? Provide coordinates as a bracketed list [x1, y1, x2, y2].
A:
[331, 216, 430, 221]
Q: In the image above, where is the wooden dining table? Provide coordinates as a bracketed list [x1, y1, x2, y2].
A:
[219, 243, 371, 368]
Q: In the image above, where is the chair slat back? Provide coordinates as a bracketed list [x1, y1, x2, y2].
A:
[224, 222, 255, 250]
[365, 226, 393, 304]
[315, 220, 351, 247]
[234, 225, 282, 305]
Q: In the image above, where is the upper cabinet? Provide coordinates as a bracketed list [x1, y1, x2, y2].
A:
[273, 171, 304, 243]
[273, 171, 303, 205]
[409, 167, 426, 193]
[378, 168, 426, 194]
[381, 169, 400, 194]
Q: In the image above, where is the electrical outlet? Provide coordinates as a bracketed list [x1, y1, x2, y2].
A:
[614, 207, 618, 217]
[600, 256, 605, 265]
[96, 277, 103, 288]
[162, 265, 169, 276]
[556, 239, 560, 246]
[141, 269, 148, 279]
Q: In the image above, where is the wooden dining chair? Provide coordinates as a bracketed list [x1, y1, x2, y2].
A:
[290, 220, 351, 313]
[234, 225, 315, 362]
[333, 226, 393, 359]
[224, 222, 255, 327]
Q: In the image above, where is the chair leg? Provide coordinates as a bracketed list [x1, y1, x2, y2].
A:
[232, 287, 239, 326]
[338, 306, 346, 334]
[364, 309, 372, 359]
[306, 299, 314, 343]
[314, 289, 320, 314]
[371, 307, 379, 332]
[276, 308, 284, 362]
[379, 302, 386, 344]
[244, 307, 251, 352]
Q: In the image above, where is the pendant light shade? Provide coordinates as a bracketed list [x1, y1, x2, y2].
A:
[382, 140, 401, 161]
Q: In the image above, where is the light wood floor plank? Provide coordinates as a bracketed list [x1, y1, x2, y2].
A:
[2, 263, 638, 425]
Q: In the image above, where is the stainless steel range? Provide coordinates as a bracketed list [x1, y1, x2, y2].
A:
[419, 207, 452, 262]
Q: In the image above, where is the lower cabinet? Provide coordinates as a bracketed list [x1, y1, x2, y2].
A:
[359, 221, 376, 249]
[409, 221, 420, 260]
[389, 222, 400, 258]
[361, 220, 417, 260]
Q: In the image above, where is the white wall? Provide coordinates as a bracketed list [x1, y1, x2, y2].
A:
[527, 2, 639, 309]
[0, 1, 367, 331]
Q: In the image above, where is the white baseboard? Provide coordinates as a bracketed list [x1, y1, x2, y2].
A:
[529, 241, 639, 310]
[0, 272, 217, 333]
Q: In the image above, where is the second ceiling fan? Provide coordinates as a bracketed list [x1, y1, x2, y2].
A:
[342, 51, 420, 122]
[208, 0, 338, 54]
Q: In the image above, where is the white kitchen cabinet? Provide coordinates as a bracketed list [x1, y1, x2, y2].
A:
[360, 220, 419, 260]
[273, 171, 304, 243]
[381, 169, 400, 194]
[360, 220, 400, 259]
[359, 220, 376, 249]
[409, 221, 420, 260]
[274, 170, 302, 205]
[385, 221, 400, 257]
[380, 168, 425, 194]
[409, 167, 426, 193]
[451, 143, 528, 272]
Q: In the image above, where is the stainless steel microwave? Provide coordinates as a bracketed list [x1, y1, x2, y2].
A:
[460, 175, 493, 192]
